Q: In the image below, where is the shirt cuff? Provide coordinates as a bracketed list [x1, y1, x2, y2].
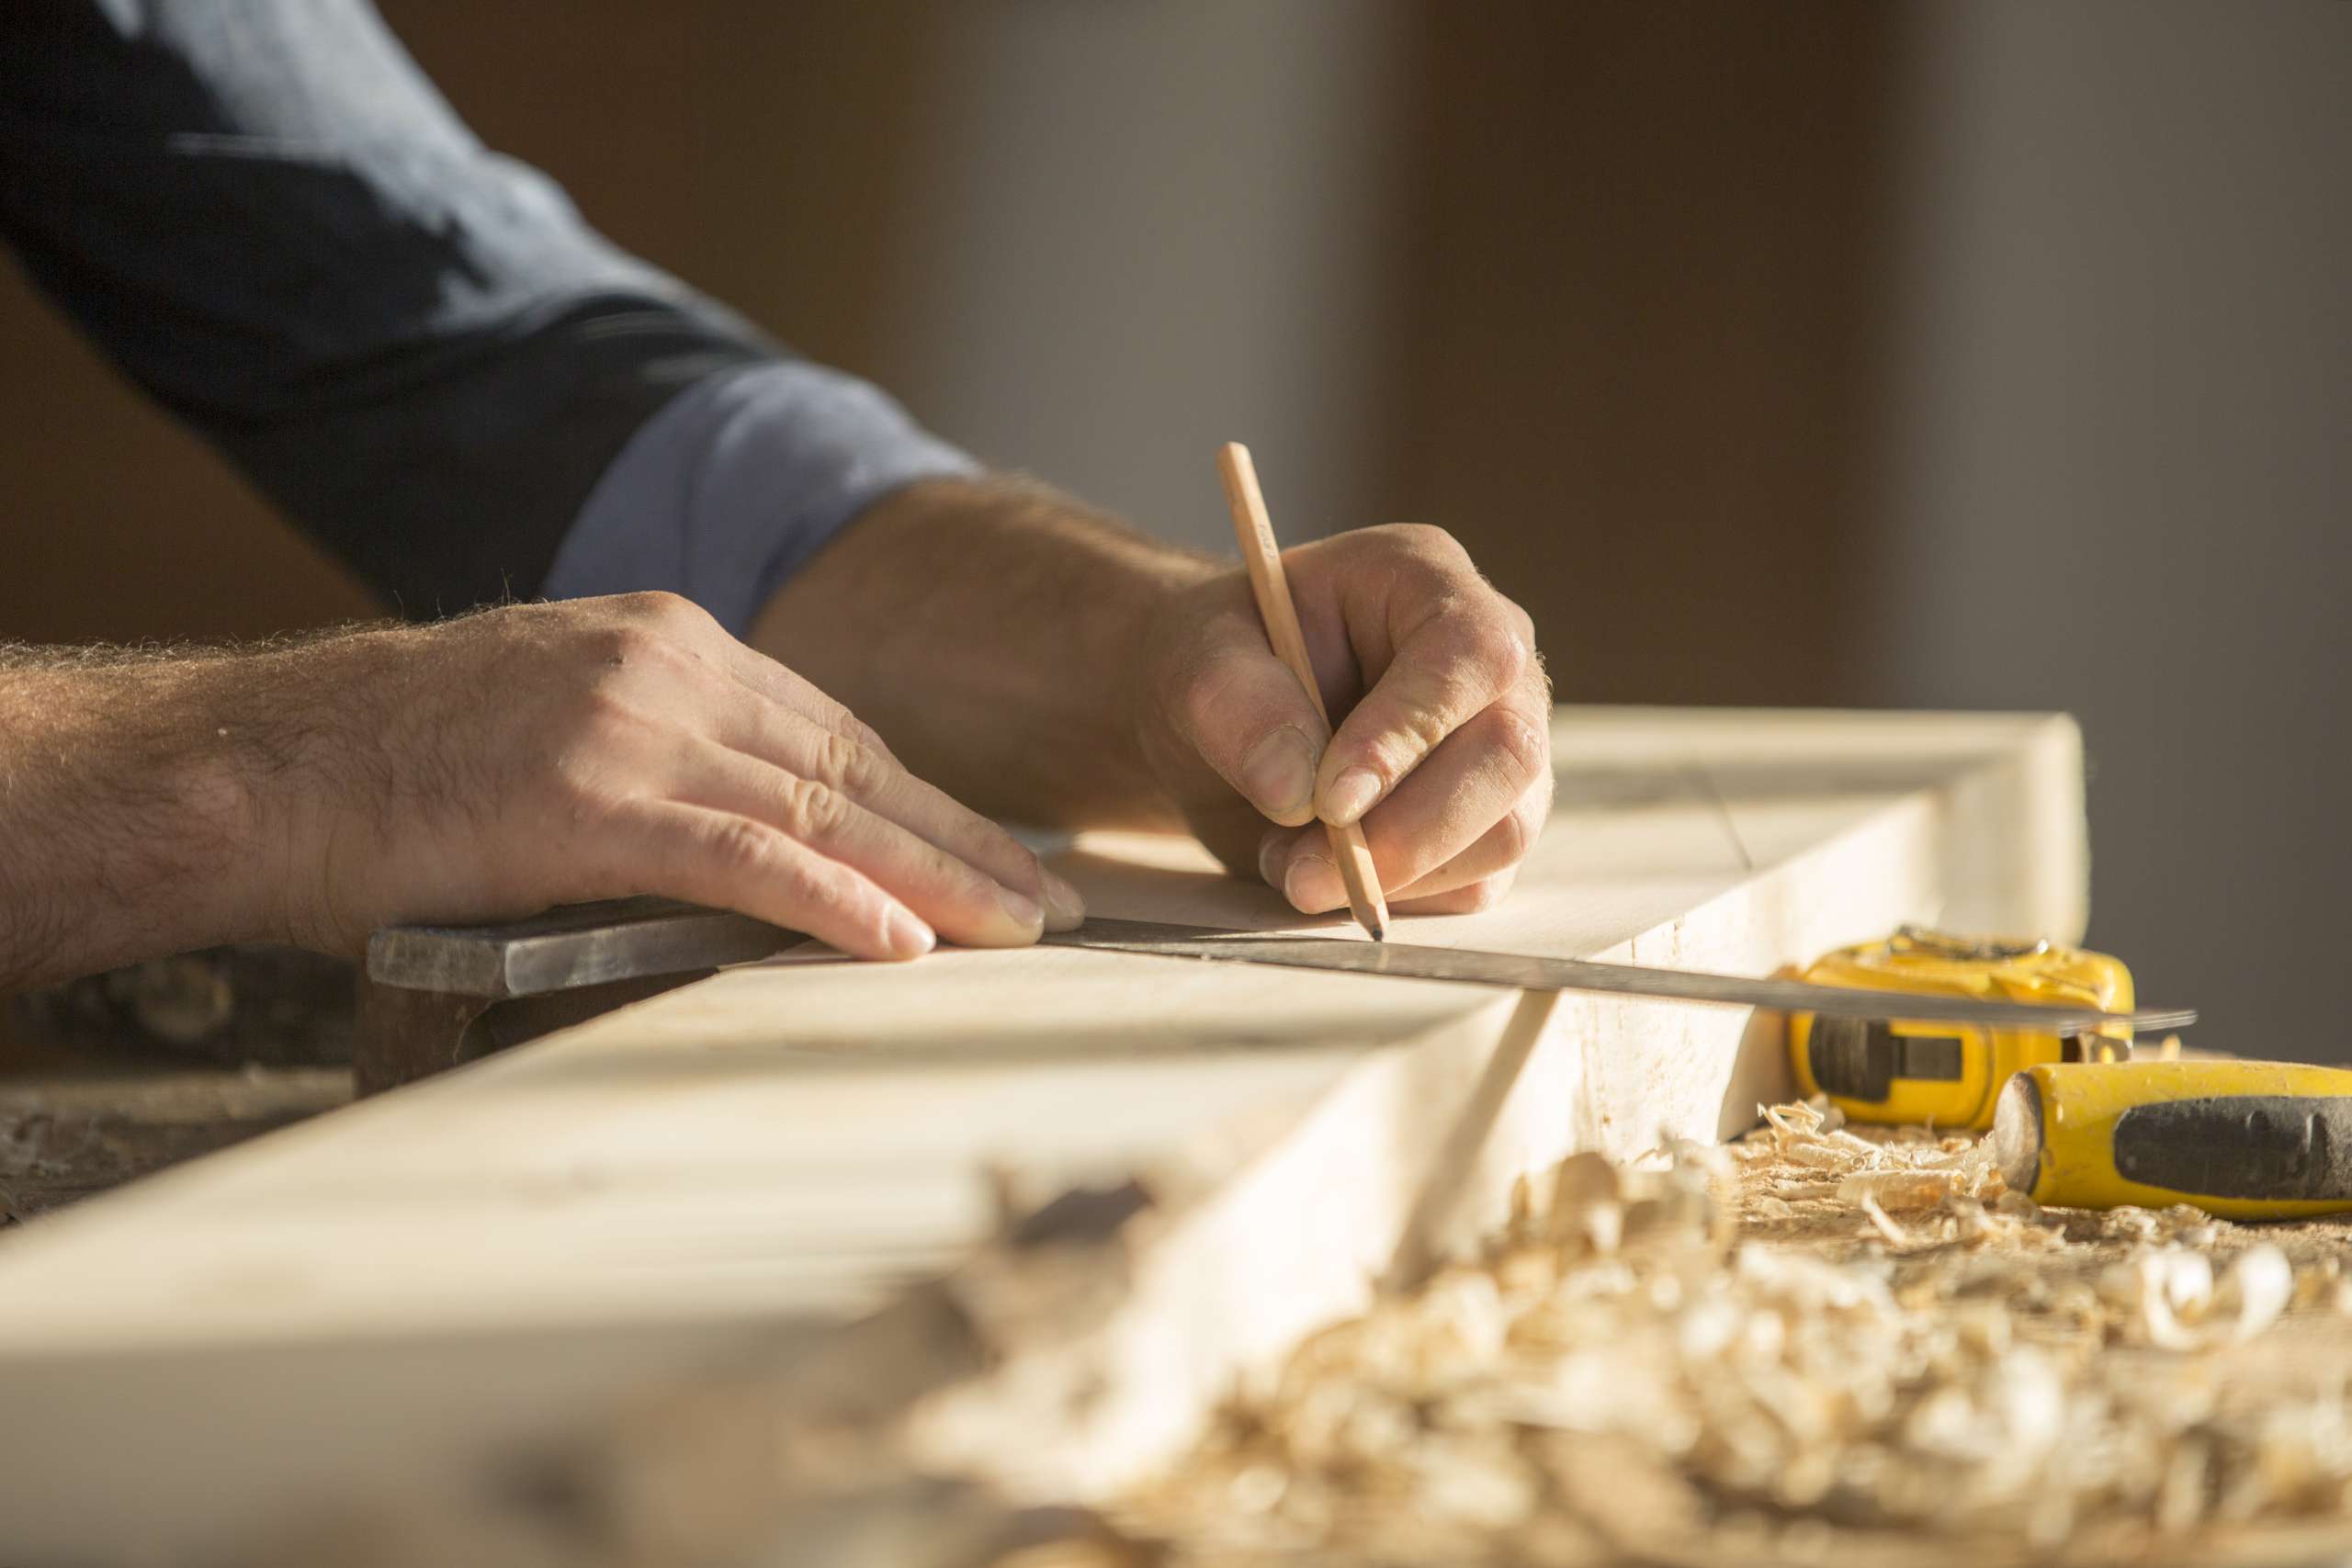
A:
[541, 359, 981, 638]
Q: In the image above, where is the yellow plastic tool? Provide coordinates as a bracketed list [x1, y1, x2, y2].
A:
[1995, 1058, 2352, 1219]
[1789, 927, 2137, 1130]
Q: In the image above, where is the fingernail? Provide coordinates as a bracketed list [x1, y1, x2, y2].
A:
[1240, 726, 1318, 820]
[1321, 766, 1384, 827]
[1257, 831, 1286, 887]
[888, 908, 936, 959]
[1284, 853, 1345, 913]
[998, 886, 1045, 934]
[1040, 870, 1087, 932]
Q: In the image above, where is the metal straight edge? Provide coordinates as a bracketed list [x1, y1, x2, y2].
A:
[366, 897, 802, 998]
[1045, 919, 2199, 1034]
[364, 900, 2197, 1033]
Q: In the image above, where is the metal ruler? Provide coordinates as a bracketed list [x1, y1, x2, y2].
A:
[1042, 919, 2196, 1034]
[361, 900, 2196, 1094]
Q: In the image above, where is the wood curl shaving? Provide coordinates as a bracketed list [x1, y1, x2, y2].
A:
[1120, 1100, 2352, 1567]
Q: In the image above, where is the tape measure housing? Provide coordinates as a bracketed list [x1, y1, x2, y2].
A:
[1790, 927, 2134, 1130]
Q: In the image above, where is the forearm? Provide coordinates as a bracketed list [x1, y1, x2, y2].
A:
[752, 477, 1214, 829]
[0, 648, 280, 993]
[1, 2, 775, 618]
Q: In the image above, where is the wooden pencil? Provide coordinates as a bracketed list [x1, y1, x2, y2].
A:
[1215, 442, 1390, 941]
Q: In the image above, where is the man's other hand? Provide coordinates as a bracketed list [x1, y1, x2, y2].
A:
[1136, 524, 1554, 917]
[269, 594, 1081, 958]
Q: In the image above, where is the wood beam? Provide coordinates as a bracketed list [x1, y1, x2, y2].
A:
[0, 706, 2086, 1562]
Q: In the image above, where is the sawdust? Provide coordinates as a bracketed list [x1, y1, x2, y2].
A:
[266, 1100, 2352, 1568]
[1116, 1100, 2352, 1567]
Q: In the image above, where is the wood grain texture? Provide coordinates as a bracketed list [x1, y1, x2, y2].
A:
[0, 705, 2087, 1562]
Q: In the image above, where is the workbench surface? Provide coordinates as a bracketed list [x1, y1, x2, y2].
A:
[0, 706, 2093, 1563]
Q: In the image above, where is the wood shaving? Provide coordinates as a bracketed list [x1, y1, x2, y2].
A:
[1121, 1100, 2352, 1567]
[1840, 1168, 1964, 1211]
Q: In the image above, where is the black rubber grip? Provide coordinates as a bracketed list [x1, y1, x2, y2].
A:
[2113, 1095, 2352, 1201]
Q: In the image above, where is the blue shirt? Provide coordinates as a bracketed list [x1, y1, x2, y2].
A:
[0, 0, 977, 635]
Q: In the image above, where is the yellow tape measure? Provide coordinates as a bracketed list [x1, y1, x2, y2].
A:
[1789, 927, 2137, 1130]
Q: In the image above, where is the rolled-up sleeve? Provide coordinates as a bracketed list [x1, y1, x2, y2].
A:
[0, 0, 973, 624]
[546, 362, 978, 638]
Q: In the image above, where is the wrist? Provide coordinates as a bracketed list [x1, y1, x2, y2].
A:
[758, 474, 1215, 827]
[1120, 557, 1227, 821]
[192, 649, 321, 951]
[210, 628, 421, 953]
[0, 655, 279, 989]
[1012, 485, 1221, 828]
[122, 655, 288, 954]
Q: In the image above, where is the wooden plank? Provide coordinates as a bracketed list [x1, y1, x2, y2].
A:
[0, 706, 2088, 1562]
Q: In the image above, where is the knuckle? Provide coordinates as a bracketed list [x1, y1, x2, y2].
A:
[619, 590, 711, 634]
[1514, 784, 1551, 842]
[841, 741, 890, 799]
[1396, 700, 1455, 762]
[702, 815, 779, 875]
[585, 617, 674, 675]
[812, 729, 883, 797]
[1464, 615, 1529, 688]
[752, 853, 873, 943]
[775, 777, 851, 841]
[1398, 647, 1488, 730]
[1480, 789, 1548, 874]
[998, 837, 1046, 890]
[1504, 596, 1538, 649]
[1360, 694, 1453, 779]
[586, 594, 718, 671]
[783, 860, 852, 923]
[1377, 521, 1465, 564]
[1484, 705, 1551, 787]
[1522, 642, 1556, 703]
[1487, 804, 1531, 868]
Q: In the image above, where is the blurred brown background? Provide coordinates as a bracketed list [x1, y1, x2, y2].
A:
[2, 3, 2345, 1055]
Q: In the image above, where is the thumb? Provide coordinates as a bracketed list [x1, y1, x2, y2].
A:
[1165, 609, 1334, 828]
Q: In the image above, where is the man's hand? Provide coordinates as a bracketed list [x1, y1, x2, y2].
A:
[263, 595, 1081, 958]
[0, 594, 1080, 991]
[761, 480, 1554, 920]
[5, 485, 1545, 997]
[1133, 525, 1554, 916]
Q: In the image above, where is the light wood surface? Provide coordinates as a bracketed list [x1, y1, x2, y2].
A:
[0, 706, 2089, 1562]
[1215, 442, 1389, 937]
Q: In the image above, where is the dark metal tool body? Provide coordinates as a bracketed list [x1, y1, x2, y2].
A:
[356, 897, 807, 1093]
[356, 902, 2195, 1092]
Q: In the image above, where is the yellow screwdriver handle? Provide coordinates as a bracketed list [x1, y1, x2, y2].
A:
[1995, 1058, 2352, 1219]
